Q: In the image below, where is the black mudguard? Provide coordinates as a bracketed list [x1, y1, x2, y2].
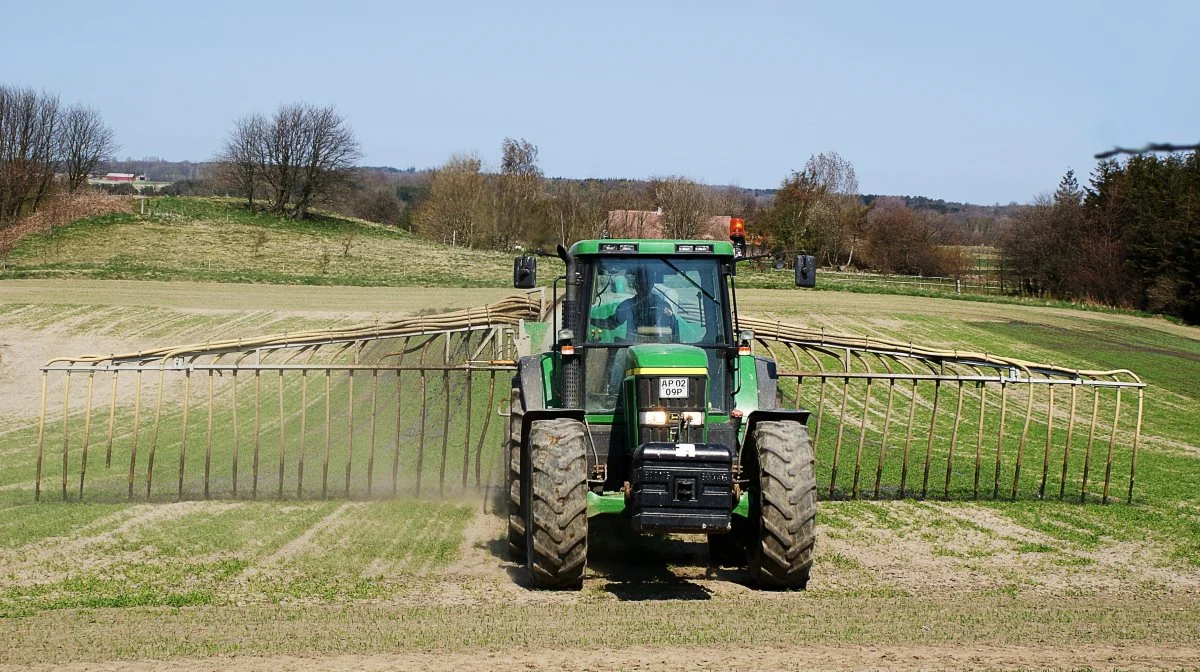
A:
[741, 409, 812, 461]
[514, 356, 585, 455]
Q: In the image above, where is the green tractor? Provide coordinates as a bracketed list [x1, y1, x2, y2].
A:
[508, 228, 819, 590]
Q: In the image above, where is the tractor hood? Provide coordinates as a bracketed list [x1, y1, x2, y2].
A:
[624, 344, 709, 376]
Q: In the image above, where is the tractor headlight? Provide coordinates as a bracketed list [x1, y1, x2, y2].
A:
[638, 411, 669, 426]
[680, 411, 704, 426]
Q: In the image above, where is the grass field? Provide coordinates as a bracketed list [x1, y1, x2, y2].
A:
[0, 280, 1197, 669]
[1, 198, 539, 287]
[3, 197, 1170, 320]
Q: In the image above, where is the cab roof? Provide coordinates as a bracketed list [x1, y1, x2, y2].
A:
[569, 239, 735, 257]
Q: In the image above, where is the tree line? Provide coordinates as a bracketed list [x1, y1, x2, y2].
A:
[10, 86, 1193, 323]
[0, 84, 115, 226]
[405, 141, 760, 251]
[1000, 156, 1200, 323]
[402, 145, 975, 279]
[0, 84, 983, 283]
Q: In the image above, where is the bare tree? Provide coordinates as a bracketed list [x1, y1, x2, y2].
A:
[768, 168, 824, 253]
[219, 103, 360, 219]
[862, 200, 966, 276]
[543, 179, 582, 247]
[494, 137, 543, 249]
[214, 114, 265, 210]
[260, 104, 305, 217]
[600, 181, 657, 238]
[501, 137, 541, 179]
[294, 105, 360, 220]
[804, 152, 864, 267]
[652, 176, 716, 238]
[58, 104, 116, 193]
[413, 153, 487, 246]
[0, 85, 61, 225]
[350, 184, 405, 225]
[544, 179, 616, 246]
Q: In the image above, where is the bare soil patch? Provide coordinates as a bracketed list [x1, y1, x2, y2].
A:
[817, 502, 1200, 594]
[0, 327, 134, 419]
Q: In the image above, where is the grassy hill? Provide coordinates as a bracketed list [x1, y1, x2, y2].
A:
[0, 197, 1179, 320]
[0, 198, 552, 287]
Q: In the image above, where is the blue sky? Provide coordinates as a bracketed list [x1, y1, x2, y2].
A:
[2, 0, 1195, 203]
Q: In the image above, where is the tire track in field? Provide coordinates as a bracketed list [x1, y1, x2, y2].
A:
[237, 501, 364, 581]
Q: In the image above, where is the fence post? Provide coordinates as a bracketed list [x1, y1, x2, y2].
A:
[992, 381, 1008, 499]
[921, 380, 941, 499]
[35, 371, 48, 502]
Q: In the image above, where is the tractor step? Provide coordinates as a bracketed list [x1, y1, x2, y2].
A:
[630, 442, 734, 533]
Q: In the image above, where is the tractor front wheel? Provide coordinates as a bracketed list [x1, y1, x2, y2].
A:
[746, 420, 817, 590]
[524, 418, 588, 590]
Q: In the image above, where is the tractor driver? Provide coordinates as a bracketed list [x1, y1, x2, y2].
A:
[588, 264, 679, 344]
[585, 264, 681, 405]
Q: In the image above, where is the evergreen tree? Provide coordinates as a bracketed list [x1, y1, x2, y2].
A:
[1053, 169, 1082, 206]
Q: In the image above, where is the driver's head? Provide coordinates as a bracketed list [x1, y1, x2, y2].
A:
[633, 264, 666, 295]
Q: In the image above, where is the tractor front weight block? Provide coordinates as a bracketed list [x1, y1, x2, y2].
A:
[630, 442, 734, 533]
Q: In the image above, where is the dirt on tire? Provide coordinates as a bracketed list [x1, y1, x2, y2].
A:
[525, 418, 588, 589]
[746, 420, 817, 589]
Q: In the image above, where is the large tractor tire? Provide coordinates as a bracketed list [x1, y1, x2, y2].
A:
[506, 387, 525, 562]
[524, 418, 589, 590]
[746, 420, 817, 590]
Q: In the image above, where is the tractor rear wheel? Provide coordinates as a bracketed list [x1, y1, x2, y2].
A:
[506, 387, 525, 562]
[746, 420, 817, 590]
[525, 418, 588, 590]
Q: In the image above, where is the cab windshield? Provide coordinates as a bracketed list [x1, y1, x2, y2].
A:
[584, 257, 727, 346]
[582, 256, 730, 413]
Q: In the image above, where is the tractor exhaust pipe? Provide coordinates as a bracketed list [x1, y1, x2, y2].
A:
[557, 244, 582, 409]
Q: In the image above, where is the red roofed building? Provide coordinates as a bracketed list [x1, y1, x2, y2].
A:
[102, 173, 145, 182]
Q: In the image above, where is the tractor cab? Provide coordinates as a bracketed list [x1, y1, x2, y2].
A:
[507, 227, 819, 591]
[577, 243, 732, 415]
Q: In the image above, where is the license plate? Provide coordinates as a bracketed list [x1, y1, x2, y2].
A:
[659, 377, 688, 399]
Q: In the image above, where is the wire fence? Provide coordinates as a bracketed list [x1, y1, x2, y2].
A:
[818, 270, 1003, 295]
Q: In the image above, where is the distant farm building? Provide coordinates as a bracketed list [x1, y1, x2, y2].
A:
[86, 173, 166, 190]
[99, 173, 145, 182]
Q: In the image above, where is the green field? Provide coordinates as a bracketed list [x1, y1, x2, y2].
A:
[3, 198, 1159, 316]
[0, 202, 1197, 669]
[1, 198, 542, 287]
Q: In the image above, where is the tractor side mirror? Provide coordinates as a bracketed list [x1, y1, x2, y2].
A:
[795, 255, 816, 288]
[513, 256, 537, 289]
